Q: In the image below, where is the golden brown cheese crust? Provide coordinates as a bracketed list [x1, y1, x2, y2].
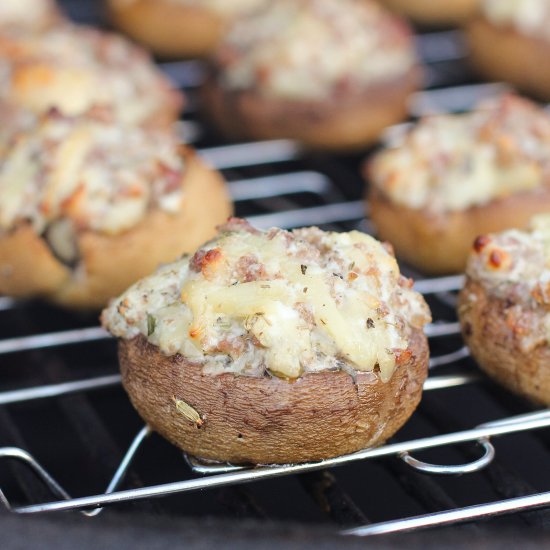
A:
[202, 67, 421, 150]
[0, 24, 182, 127]
[0, 110, 189, 236]
[459, 280, 550, 406]
[379, 0, 479, 25]
[214, 0, 417, 101]
[102, 219, 431, 380]
[368, 185, 550, 274]
[369, 95, 550, 213]
[0, 148, 231, 309]
[119, 329, 428, 464]
[201, 0, 420, 149]
[467, 17, 550, 100]
[366, 94, 550, 274]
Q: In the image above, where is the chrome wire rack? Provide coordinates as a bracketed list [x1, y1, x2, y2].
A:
[1, 129, 550, 534]
[2, 13, 550, 537]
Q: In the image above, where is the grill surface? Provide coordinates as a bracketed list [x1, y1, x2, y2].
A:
[2, 0, 550, 544]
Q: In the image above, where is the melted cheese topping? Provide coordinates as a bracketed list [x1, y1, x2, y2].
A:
[0, 0, 59, 31]
[483, 0, 550, 41]
[464, 215, 550, 350]
[0, 111, 185, 238]
[0, 102, 35, 157]
[102, 220, 431, 381]
[214, 0, 417, 101]
[370, 95, 550, 212]
[0, 24, 179, 125]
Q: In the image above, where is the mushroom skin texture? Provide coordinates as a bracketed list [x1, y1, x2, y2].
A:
[467, 17, 550, 101]
[118, 329, 429, 465]
[459, 279, 550, 406]
[368, 186, 550, 275]
[201, 0, 421, 150]
[107, 0, 229, 58]
[201, 68, 421, 151]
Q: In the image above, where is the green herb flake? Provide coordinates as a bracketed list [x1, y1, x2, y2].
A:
[147, 314, 156, 336]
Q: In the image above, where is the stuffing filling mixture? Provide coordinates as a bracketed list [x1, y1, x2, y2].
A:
[213, 0, 416, 101]
[483, 0, 550, 41]
[463, 214, 550, 352]
[0, 110, 185, 263]
[0, 0, 59, 32]
[369, 95, 550, 212]
[103, 219, 431, 381]
[0, 24, 179, 124]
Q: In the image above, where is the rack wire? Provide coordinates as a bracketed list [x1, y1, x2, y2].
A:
[1, 26, 550, 537]
[1, 132, 550, 534]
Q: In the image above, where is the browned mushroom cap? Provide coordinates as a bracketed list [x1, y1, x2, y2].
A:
[201, 67, 421, 151]
[118, 329, 429, 465]
[106, 0, 257, 58]
[459, 280, 550, 407]
[368, 185, 550, 275]
[467, 16, 550, 101]
[201, 0, 421, 150]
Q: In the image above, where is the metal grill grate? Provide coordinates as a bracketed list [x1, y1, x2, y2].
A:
[2, 0, 550, 539]
[2, 137, 550, 533]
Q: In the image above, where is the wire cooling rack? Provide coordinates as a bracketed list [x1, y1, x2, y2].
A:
[1, 29, 550, 536]
[1, 133, 550, 534]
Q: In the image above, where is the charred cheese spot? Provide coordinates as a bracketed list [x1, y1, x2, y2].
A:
[465, 216, 550, 345]
[473, 234, 491, 253]
[488, 249, 509, 270]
